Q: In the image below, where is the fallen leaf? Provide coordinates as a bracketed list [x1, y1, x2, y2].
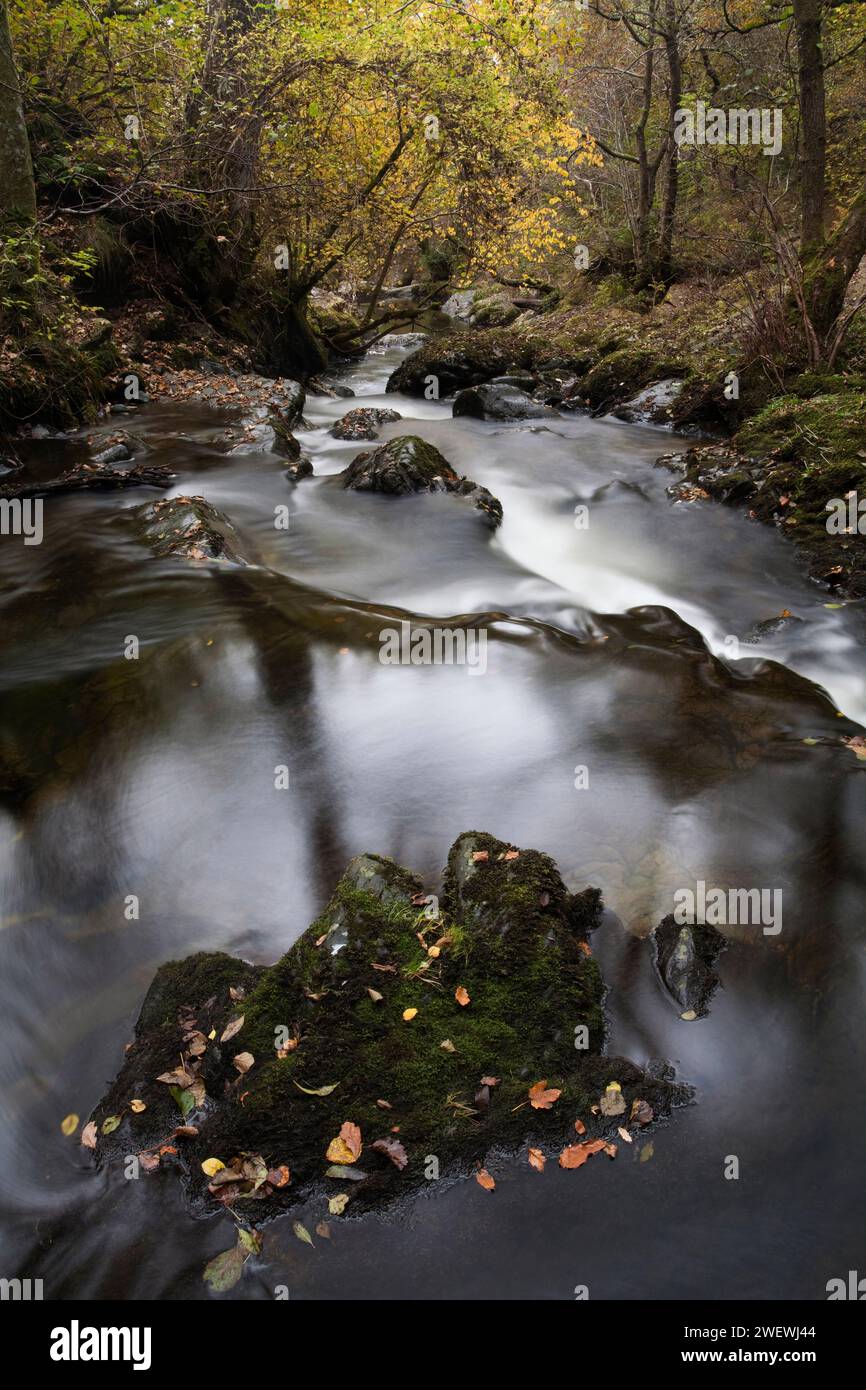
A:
[617, 1127, 633, 1143]
[529, 1080, 561, 1110]
[157, 1066, 195, 1088]
[373, 1137, 408, 1170]
[220, 1016, 245, 1043]
[574, 1118, 586, 1135]
[237, 1228, 262, 1255]
[324, 1164, 366, 1181]
[367, 988, 384, 1003]
[201, 1158, 225, 1177]
[476, 1168, 496, 1191]
[480, 1076, 500, 1087]
[293, 1080, 339, 1096]
[640, 1142, 654, 1163]
[599, 1084, 626, 1117]
[315, 1222, 331, 1239]
[139, 1150, 160, 1172]
[427, 946, 441, 958]
[503, 850, 520, 861]
[325, 1121, 362, 1164]
[101, 1115, 121, 1135]
[471, 850, 489, 862]
[81, 1121, 98, 1150]
[376, 1099, 393, 1110]
[233, 1052, 254, 1073]
[843, 735, 866, 761]
[130, 1099, 146, 1114]
[578, 940, 592, 957]
[680, 1009, 697, 1021]
[631, 1099, 654, 1126]
[559, 1138, 606, 1169]
[440, 1039, 456, 1053]
[229, 986, 245, 1002]
[528, 1147, 546, 1172]
[455, 986, 470, 1007]
[603, 1142, 618, 1158]
[372, 962, 397, 973]
[293, 1221, 314, 1247]
[61, 1113, 79, 1137]
[328, 1193, 350, 1214]
[402, 1007, 418, 1021]
[203, 1243, 244, 1292]
[267, 1165, 291, 1188]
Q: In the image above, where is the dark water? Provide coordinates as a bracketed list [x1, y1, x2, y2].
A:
[1, 339, 865, 1300]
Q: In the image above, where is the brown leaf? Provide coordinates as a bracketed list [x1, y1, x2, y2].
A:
[603, 1142, 618, 1159]
[220, 1015, 245, 1043]
[528, 1147, 546, 1172]
[372, 962, 397, 973]
[503, 850, 520, 860]
[315, 1222, 331, 1239]
[139, 1150, 160, 1173]
[574, 1118, 586, 1135]
[372, 1137, 408, 1170]
[476, 1168, 496, 1191]
[156, 1066, 195, 1088]
[233, 1052, 254, 1074]
[267, 1165, 291, 1188]
[480, 1076, 500, 1087]
[471, 850, 489, 862]
[529, 1079, 561, 1110]
[630, 1098, 654, 1126]
[559, 1138, 606, 1169]
[455, 986, 470, 1007]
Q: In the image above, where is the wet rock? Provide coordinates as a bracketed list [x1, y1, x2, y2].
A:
[331, 407, 402, 441]
[612, 378, 684, 425]
[285, 457, 313, 482]
[88, 832, 688, 1221]
[452, 382, 558, 421]
[339, 435, 503, 527]
[440, 288, 519, 327]
[133, 495, 250, 564]
[386, 329, 532, 397]
[91, 441, 132, 466]
[743, 612, 804, 644]
[657, 445, 762, 505]
[653, 916, 727, 1018]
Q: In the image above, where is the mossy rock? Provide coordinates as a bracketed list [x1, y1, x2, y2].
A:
[132, 496, 251, 564]
[386, 329, 533, 396]
[87, 833, 688, 1221]
[339, 435, 503, 527]
[577, 347, 686, 412]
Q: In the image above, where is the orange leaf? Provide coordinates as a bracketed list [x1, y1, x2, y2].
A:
[559, 1138, 606, 1169]
[339, 1121, 362, 1160]
[574, 1118, 586, 1134]
[529, 1079, 561, 1110]
[476, 1168, 496, 1191]
[528, 1147, 546, 1172]
[471, 850, 489, 862]
[455, 986, 470, 1007]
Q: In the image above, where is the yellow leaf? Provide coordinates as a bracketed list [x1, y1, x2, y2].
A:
[402, 1007, 418, 1022]
[60, 1113, 79, 1137]
[201, 1158, 225, 1177]
[455, 986, 470, 1007]
[130, 1099, 146, 1113]
[325, 1137, 356, 1164]
[329, 1193, 349, 1215]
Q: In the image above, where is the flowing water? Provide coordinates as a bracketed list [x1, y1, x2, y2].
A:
[1, 338, 865, 1300]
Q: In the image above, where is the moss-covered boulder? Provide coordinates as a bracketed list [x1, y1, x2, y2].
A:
[339, 435, 503, 527]
[86, 832, 687, 1221]
[386, 329, 533, 396]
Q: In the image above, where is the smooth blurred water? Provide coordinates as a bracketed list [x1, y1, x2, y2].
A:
[1, 337, 864, 1299]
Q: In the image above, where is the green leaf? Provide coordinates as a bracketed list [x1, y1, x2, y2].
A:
[101, 1115, 121, 1135]
[292, 1221, 314, 1247]
[203, 1243, 245, 1292]
[170, 1086, 196, 1119]
[292, 1080, 339, 1096]
[237, 1227, 262, 1256]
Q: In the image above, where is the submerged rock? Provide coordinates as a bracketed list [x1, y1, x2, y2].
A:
[339, 435, 503, 527]
[331, 407, 402, 441]
[743, 612, 804, 644]
[88, 832, 687, 1220]
[653, 916, 727, 1018]
[453, 382, 557, 421]
[133, 496, 250, 564]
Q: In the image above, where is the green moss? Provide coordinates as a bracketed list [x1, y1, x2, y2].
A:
[90, 835, 688, 1221]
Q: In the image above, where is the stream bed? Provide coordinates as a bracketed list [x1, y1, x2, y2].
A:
[1, 338, 865, 1299]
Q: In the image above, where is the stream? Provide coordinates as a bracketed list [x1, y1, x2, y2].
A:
[1, 336, 865, 1300]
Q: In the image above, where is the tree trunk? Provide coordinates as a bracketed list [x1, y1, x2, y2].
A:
[793, 0, 827, 256]
[0, 0, 37, 225]
[657, 0, 682, 281]
[805, 182, 866, 338]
